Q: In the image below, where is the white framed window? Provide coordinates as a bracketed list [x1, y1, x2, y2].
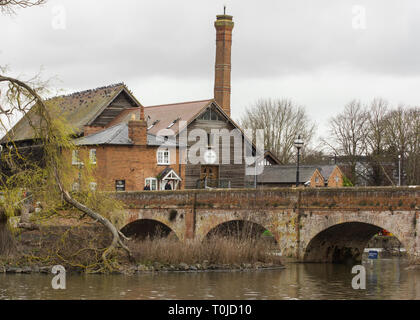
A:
[157, 149, 170, 165]
[89, 149, 97, 164]
[145, 178, 158, 190]
[72, 150, 82, 165]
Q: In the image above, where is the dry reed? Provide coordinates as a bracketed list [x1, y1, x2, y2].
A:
[129, 235, 280, 265]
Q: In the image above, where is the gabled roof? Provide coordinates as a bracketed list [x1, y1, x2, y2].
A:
[159, 167, 182, 181]
[1, 83, 142, 143]
[144, 99, 213, 136]
[317, 165, 337, 181]
[264, 150, 281, 165]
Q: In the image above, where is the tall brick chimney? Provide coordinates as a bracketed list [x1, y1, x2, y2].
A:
[214, 12, 234, 117]
[128, 112, 147, 145]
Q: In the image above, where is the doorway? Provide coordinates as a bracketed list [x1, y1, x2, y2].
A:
[201, 165, 219, 188]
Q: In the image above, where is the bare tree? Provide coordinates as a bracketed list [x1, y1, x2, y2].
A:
[364, 98, 395, 185]
[384, 105, 420, 185]
[323, 98, 419, 186]
[240, 98, 316, 164]
[322, 100, 369, 184]
[0, 0, 45, 14]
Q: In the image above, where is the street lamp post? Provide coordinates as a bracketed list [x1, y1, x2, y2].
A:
[398, 154, 401, 187]
[294, 135, 304, 187]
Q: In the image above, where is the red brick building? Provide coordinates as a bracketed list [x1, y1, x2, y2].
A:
[3, 13, 279, 191]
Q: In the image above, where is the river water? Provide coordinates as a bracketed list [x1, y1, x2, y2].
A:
[0, 257, 419, 300]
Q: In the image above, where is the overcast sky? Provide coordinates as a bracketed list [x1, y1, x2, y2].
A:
[1, 0, 419, 139]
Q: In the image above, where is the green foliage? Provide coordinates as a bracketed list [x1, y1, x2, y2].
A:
[342, 176, 354, 187]
[0, 74, 126, 268]
[262, 230, 273, 237]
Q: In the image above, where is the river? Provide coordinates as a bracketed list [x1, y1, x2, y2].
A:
[0, 257, 419, 300]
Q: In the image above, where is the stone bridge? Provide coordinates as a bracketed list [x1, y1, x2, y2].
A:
[113, 187, 420, 264]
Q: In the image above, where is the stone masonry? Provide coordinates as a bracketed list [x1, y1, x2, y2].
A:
[114, 187, 420, 264]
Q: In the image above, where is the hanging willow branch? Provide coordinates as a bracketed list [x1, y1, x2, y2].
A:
[0, 74, 133, 269]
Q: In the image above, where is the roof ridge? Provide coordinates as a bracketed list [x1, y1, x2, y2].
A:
[145, 99, 213, 108]
[46, 83, 125, 101]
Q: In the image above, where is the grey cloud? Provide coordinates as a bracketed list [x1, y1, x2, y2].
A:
[1, 0, 420, 138]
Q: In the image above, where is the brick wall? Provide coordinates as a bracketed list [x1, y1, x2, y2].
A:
[327, 166, 344, 187]
[67, 145, 184, 191]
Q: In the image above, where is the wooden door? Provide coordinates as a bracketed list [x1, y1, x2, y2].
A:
[201, 166, 219, 186]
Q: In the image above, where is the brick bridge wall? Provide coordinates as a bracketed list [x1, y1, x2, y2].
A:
[113, 187, 420, 263]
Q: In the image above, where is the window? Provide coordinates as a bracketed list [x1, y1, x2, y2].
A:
[207, 133, 213, 147]
[198, 108, 223, 121]
[89, 149, 97, 164]
[157, 149, 170, 165]
[72, 150, 82, 165]
[89, 182, 97, 191]
[145, 178, 158, 190]
[115, 180, 125, 192]
[72, 182, 80, 192]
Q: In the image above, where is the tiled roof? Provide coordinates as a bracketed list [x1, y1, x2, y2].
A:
[74, 122, 178, 147]
[257, 165, 319, 184]
[74, 122, 132, 145]
[317, 165, 337, 181]
[258, 164, 342, 184]
[144, 99, 213, 136]
[1, 83, 134, 143]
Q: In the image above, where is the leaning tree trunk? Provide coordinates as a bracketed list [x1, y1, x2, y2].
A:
[54, 170, 133, 267]
[0, 75, 133, 269]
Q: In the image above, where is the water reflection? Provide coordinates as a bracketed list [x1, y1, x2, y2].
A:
[0, 257, 419, 300]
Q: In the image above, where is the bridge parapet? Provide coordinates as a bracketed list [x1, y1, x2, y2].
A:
[113, 187, 419, 211]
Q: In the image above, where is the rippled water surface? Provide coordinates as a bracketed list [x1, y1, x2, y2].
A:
[0, 257, 419, 300]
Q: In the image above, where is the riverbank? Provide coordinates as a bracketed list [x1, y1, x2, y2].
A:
[0, 217, 284, 274]
[0, 261, 285, 275]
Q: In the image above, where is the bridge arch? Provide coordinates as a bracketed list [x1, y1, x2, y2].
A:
[120, 219, 179, 240]
[303, 220, 407, 264]
[204, 219, 277, 243]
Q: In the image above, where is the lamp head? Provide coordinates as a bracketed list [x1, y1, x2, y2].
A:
[294, 135, 304, 149]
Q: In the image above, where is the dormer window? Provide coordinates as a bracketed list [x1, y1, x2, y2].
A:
[147, 120, 160, 130]
[167, 117, 180, 129]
